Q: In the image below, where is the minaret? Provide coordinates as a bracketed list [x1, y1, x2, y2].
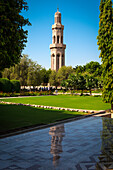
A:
[50, 8, 66, 72]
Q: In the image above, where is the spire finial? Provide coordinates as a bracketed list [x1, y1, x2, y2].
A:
[57, 6, 59, 12]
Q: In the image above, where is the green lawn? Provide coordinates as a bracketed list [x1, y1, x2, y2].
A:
[0, 103, 84, 134]
[0, 95, 110, 110]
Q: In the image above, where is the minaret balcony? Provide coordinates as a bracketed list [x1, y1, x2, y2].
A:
[50, 44, 66, 49]
[52, 24, 64, 30]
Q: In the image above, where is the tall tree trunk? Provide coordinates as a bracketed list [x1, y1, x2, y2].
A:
[90, 89, 92, 96]
[81, 90, 83, 96]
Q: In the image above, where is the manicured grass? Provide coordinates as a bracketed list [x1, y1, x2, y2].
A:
[0, 95, 110, 110]
[0, 103, 84, 133]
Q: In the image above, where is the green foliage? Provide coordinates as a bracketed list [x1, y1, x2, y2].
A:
[0, 92, 19, 97]
[74, 61, 102, 76]
[0, 0, 31, 71]
[27, 58, 42, 87]
[74, 65, 85, 74]
[57, 66, 74, 84]
[67, 74, 78, 90]
[0, 78, 11, 92]
[85, 75, 98, 95]
[18, 54, 29, 86]
[0, 91, 53, 97]
[77, 74, 86, 94]
[49, 66, 74, 89]
[60, 73, 101, 94]
[65, 74, 86, 94]
[85, 61, 102, 76]
[61, 79, 69, 90]
[10, 80, 20, 93]
[20, 91, 53, 96]
[40, 68, 51, 85]
[2, 55, 52, 87]
[97, 0, 113, 109]
[2, 55, 42, 87]
[0, 78, 20, 93]
[49, 70, 59, 88]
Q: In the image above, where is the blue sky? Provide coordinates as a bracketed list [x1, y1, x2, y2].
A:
[22, 0, 101, 69]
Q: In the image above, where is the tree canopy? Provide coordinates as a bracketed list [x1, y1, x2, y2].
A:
[49, 70, 59, 88]
[97, 0, 113, 110]
[0, 0, 31, 71]
[74, 61, 102, 76]
[2, 55, 42, 87]
[57, 66, 74, 84]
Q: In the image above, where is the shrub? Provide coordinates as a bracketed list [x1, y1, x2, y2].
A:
[11, 80, 20, 93]
[0, 92, 19, 97]
[19, 90, 53, 96]
[0, 78, 11, 92]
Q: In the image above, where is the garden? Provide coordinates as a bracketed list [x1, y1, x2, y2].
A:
[0, 95, 110, 135]
[0, 72, 111, 135]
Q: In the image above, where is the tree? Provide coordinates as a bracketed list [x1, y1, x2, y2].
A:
[77, 74, 86, 95]
[73, 65, 85, 74]
[67, 74, 78, 90]
[97, 0, 113, 110]
[2, 68, 12, 80]
[49, 71, 59, 89]
[97, 77, 103, 89]
[57, 66, 73, 84]
[2, 54, 30, 86]
[27, 59, 42, 88]
[2, 55, 42, 87]
[40, 68, 51, 86]
[85, 75, 98, 95]
[74, 61, 102, 77]
[85, 61, 102, 76]
[0, 0, 31, 71]
[61, 80, 69, 91]
[18, 55, 29, 86]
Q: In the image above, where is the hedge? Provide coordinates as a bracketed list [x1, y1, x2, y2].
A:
[0, 78, 20, 93]
[0, 78, 11, 92]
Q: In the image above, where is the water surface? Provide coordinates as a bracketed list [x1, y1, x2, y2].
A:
[0, 116, 113, 169]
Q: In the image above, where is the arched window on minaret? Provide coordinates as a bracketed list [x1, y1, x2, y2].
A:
[52, 54, 55, 70]
[57, 54, 60, 69]
[57, 36, 59, 44]
[61, 36, 63, 43]
[53, 36, 55, 44]
[62, 54, 64, 66]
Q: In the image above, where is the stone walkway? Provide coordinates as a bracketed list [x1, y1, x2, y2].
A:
[54, 92, 102, 96]
[0, 116, 113, 170]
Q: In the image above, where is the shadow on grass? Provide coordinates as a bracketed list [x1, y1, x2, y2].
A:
[0, 104, 83, 135]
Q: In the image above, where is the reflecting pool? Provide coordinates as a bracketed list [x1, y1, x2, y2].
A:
[0, 116, 113, 170]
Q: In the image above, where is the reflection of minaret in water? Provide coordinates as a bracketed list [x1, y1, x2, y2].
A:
[49, 125, 65, 167]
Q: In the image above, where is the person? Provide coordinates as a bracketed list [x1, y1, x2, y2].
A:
[55, 89, 58, 93]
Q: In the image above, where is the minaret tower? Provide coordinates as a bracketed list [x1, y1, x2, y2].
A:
[50, 8, 66, 72]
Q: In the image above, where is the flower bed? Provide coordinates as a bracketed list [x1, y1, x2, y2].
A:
[0, 91, 53, 97]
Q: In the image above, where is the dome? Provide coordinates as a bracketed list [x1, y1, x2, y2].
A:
[55, 8, 61, 24]
[55, 11, 61, 15]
